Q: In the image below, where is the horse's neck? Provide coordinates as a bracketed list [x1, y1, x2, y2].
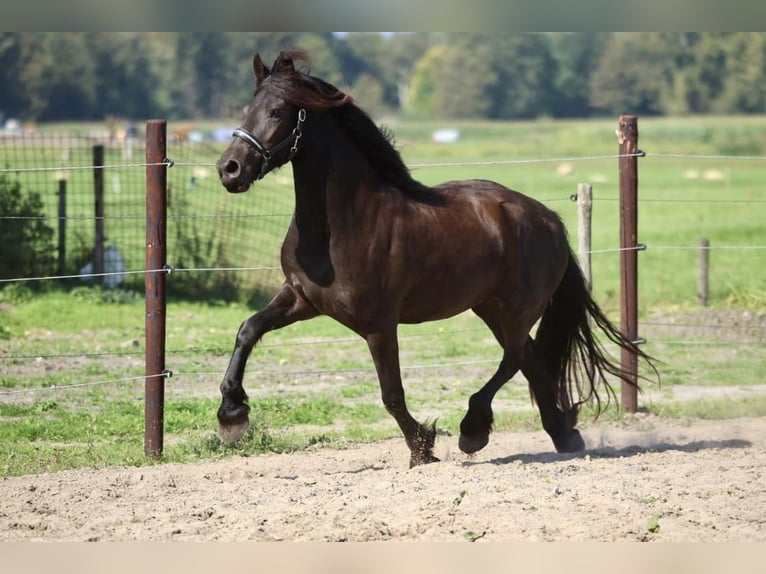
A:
[291, 124, 375, 239]
[292, 156, 330, 241]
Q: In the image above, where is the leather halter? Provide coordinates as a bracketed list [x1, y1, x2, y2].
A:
[232, 108, 306, 180]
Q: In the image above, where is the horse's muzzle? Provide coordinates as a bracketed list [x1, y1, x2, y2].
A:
[217, 156, 256, 193]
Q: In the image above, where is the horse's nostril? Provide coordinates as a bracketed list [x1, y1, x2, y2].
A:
[223, 159, 240, 177]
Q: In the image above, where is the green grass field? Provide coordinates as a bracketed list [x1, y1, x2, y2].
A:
[1, 115, 765, 476]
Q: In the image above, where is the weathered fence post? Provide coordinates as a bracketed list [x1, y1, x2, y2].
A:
[698, 238, 710, 306]
[57, 179, 66, 275]
[617, 115, 640, 413]
[93, 144, 105, 285]
[576, 183, 593, 293]
[145, 120, 168, 459]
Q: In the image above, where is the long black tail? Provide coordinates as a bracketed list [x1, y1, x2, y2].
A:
[535, 251, 657, 415]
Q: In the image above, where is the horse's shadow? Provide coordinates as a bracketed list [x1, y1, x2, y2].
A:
[463, 438, 753, 467]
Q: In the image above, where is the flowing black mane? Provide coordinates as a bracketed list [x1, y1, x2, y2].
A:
[331, 104, 436, 199]
[263, 61, 435, 200]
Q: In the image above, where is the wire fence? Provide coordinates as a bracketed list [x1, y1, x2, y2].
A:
[1, 130, 765, 410]
[0, 131, 288, 299]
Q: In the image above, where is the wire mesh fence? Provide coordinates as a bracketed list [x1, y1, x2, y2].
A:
[0, 131, 290, 301]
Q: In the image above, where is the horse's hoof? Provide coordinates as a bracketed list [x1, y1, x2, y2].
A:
[458, 432, 489, 454]
[218, 419, 250, 444]
[409, 452, 440, 468]
[553, 429, 585, 453]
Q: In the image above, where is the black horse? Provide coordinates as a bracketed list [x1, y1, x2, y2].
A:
[216, 50, 654, 467]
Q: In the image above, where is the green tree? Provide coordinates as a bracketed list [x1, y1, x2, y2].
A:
[665, 33, 728, 114]
[715, 33, 766, 113]
[0, 174, 55, 281]
[86, 33, 173, 121]
[409, 44, 448, 117]
[193, 33, 230, 118]
[433, 43, 497, 119]
[410, 34, 556, 119]
[483, 33, 557, 119]
[548, 33, 608, 117]
[589, 33, 669, 116]
[20, 33, 98, 121]
[380, 33, 432, 111]
[0, 33, 24, 120]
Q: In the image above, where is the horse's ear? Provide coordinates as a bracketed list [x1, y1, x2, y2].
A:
[272, 51, 296, 75]
[253, 53, 270, 86]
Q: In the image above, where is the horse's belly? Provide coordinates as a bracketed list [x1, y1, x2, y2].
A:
[398, 303, 473, 324]
[397, 277, 493, 323]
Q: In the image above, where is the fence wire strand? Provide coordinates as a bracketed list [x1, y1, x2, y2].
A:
[3, 242, 766, 284]
[0, 373, 164, 396]
[0, 161, 171, 174]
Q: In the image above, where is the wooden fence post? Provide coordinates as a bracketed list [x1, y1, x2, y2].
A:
[93, 145, 105, 285]
[145, 120, 168, 459]
[698, 238, 710, 306]
[57, 179, 66, 275]
[617, 115, 640, 413]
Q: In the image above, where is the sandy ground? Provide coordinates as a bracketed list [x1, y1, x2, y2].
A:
[2, 414, 765, 542]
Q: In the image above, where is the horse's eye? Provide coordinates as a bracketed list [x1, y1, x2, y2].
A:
[269, 108, 283, 119]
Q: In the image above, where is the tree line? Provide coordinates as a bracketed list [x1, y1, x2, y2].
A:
[1, 32, 765, 123]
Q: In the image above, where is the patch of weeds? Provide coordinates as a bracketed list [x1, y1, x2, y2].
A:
[646, 514, 661, 534]
[307, 434, 333, 446]
[0, 283, 35, 304]
[339, 382, 376, 399]
[0, 377, 21, 389]
[464, 530, 487, 542]
[70, 286, 143, 305]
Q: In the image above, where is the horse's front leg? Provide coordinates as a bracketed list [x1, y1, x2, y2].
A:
[218, 283, 318, 443]
[366, 329, 439, 467]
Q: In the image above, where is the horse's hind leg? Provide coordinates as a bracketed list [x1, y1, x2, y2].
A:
[521, 338, 585, 453]
[218, 283, 317, 443]
[366, 328, 439, 467]
[459, 301, 523, 454]
[458, 351, 519, 454]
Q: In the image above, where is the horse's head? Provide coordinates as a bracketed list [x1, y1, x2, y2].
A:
[217, 52, 307, 193]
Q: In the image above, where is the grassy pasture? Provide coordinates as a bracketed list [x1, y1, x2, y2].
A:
[1, 115, 765, 476]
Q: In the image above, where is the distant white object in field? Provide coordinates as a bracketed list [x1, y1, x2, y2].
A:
[556, 162, 575, 177]
[432, 129, 460, 144]
[80, 243, 127, 288]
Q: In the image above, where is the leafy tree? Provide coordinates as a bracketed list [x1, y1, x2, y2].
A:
[87, 32, 173, 121]
[0, 174, 55, 281]
[192, 33, 231, 118]
[548, 33, 609, 117]
[409, 44, 448, 117]
[589, 33, 669, 116]
[666, 33, 728, 114]
[0, 33, 24, 120]
[22, 33, 98, 121]
[433, 43, 497, 119]
[483, 33, 557, 119]
[410, 34, 557, 119]
[714, 33, 766, 114]
[378, 33, 432, 110]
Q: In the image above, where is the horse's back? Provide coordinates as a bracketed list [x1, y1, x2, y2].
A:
[433, 178, 550, 211]
[432, 178, 568, 241]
